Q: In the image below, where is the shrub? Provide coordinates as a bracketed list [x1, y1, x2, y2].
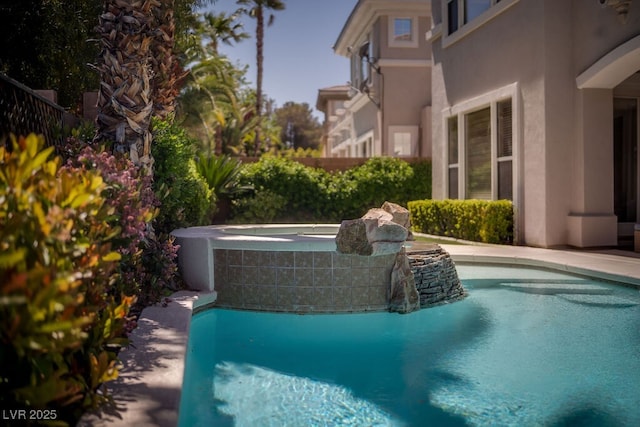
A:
[0, 135, 132, 423]
[65, 141, 180, 305]
[408, 199, 513, 244]
[407, 160, 432, 201]
[230, 190, 287, 223]
[480, 201, 514, 244]
[231, 157, 432, 223]
[237, 156, 331, 220]
[332, 157, 421, 219]
[152, 119, 215, 234]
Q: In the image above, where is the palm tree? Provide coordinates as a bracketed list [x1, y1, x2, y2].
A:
[199, 11, 249, 56]
[236, 0, 285, 153]
[178, 11, 254, 154]
[149, 0, 187, 120]
[95, 0, 155, 170]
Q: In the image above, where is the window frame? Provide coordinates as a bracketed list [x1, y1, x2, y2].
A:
[388, 16, 419, 48]
[443, 0, 518, 47]
[356, 130, 375, 158]
[447, 116, 459, 199]
[389, 125, 419, 157]
[443, 83, 518, 201]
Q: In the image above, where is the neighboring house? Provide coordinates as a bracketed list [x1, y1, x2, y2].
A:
[318, 0, 432, 158]
[428, 0, 640, 248]
[315, 85, 351, 157]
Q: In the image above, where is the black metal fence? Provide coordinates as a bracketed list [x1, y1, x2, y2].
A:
[0, 73, 66, 149]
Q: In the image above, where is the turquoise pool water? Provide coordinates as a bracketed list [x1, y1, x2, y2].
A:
[178, 265, 640, 426]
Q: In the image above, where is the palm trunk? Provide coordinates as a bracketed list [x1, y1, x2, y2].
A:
[254, 5, 264, 155]
[95, 0, 154, 172]
[150, 0, 184, 120]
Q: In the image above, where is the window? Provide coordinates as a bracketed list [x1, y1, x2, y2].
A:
[389, 17, 418, 48]
[497, 99, 513, 200]
[356, 131, 374, 158]
[394, 18, 412, 42]
[446, 0, 509, 36]
[447, 0, 460, 34]
[466, 107, 492, 199]
[350, 53, 360, 90]
[390, 126, 418, 157]
[359, 37, 372, 89]
[465, 0, 492, 24]
[447, 117, 459, 198]
[394, 132, 412, 156]
[446, 96, 513, 201]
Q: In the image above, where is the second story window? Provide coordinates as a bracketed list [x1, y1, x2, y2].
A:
[447, 0, 503, 35]
[389, 17, 418, 48]
[359, 38, 372, 89]
[394, 18, 412, 42]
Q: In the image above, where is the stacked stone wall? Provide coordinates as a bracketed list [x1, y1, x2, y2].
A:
[408, 247, 467, 307]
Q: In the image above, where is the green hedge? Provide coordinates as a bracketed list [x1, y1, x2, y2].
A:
[232, 157, 432, 223]
[408, 199, 513, 244]
[151, 119, 215, 234]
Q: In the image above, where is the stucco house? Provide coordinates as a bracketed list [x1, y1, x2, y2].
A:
[315, 85, 351, 157]
[428, 0, 640, 248]
[317, 0, 433, 158]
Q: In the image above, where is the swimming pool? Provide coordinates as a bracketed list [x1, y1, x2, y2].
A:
[178, 265, 640, 426]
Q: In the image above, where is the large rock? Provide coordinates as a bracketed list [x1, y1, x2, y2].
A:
[388, 248, 420, 313]
[362, 208, 409, 255]
[335, 204, 409, 256]
[382, 201, 414, 240]
[335, 218, 372, 255]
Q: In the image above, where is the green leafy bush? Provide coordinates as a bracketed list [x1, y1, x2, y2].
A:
[152, 119, 215, 233]
[230, 190, 287, 223]
[236, 156, 331, 221]
[408, 199, 513, 244]
[66, 140, 180, 306]
[406, 160, 432, 201]
[0, 135, 132, 424]
[232, 157, 432, 223]
[332, 157, 423, 220]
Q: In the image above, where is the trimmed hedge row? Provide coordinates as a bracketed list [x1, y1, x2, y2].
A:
[408, 199, 513, 244]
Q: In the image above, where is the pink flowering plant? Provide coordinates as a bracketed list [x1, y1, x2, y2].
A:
[64, 139, 180, 306]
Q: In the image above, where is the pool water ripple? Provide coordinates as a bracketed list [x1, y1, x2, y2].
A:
[179, 265, 640, 426]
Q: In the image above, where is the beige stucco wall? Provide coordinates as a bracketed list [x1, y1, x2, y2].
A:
[431, 0, 639, 248]
[383, 67, 431, 124]
[342, 9, 433, 158]
[379, 16, 432, 60]
[431, 0, 552, 247]
[352, 99, 380, 154]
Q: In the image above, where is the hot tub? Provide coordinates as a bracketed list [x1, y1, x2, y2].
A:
[171, 224, 397, 312]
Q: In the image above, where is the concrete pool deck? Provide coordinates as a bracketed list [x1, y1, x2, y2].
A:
[81, 242, 640, 427]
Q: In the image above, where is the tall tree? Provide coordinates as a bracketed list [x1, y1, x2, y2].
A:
[274, 101, 322, 150]
[149, 0, 186, 120]
[178, 11, 255, 154]
[236, 0, 285, 153]
[199, 11, 249, 56]
[94, 0, 156, 169]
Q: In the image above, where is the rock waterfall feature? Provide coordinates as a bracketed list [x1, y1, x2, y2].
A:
[336, 202, 466, 314]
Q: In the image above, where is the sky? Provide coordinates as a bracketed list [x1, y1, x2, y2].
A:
[199, 0, 359, 119]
